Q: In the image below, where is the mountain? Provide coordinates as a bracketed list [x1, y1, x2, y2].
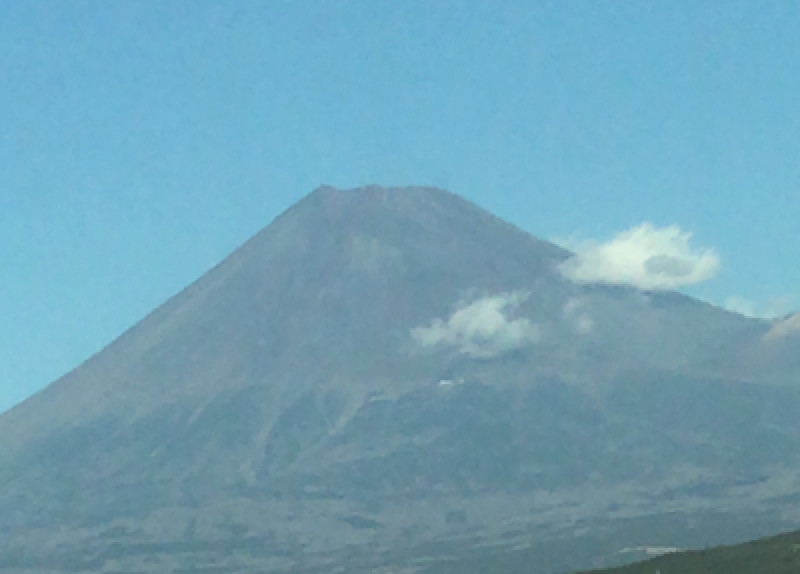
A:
[1, 185, 799, 573]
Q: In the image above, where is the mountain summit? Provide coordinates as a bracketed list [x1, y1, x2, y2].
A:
[2, 186, 799, 573]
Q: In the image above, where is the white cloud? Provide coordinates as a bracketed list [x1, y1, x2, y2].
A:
[411, 291, 539, 359]
[763, 313, 800, 341]
[559, 223, 720, 290]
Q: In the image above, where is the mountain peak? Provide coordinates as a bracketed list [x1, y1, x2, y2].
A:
[289, 184, 504, 226]
[265, 184, 569, 264]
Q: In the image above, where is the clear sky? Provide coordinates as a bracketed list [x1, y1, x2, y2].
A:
[2, 1, 798, 413]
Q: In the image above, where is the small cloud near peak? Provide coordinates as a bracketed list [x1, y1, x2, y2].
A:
[558, 223, 720, 290]
[411, 291, 539, 359]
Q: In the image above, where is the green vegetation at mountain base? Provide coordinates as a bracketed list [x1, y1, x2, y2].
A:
[579, 527, 800, 574]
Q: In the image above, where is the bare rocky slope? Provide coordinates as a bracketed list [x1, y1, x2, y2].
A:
[1, 185, 799, 573]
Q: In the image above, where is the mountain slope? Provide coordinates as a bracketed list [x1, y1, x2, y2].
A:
[1, 185, 567, 441]
[1, 185, 798, 574]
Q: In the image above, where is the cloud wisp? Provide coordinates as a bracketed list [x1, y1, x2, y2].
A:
[411, 291, 539, 359]
[559, 223, 720, 290]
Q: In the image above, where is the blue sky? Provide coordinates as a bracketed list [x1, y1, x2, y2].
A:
[2, 1, 798, 413]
